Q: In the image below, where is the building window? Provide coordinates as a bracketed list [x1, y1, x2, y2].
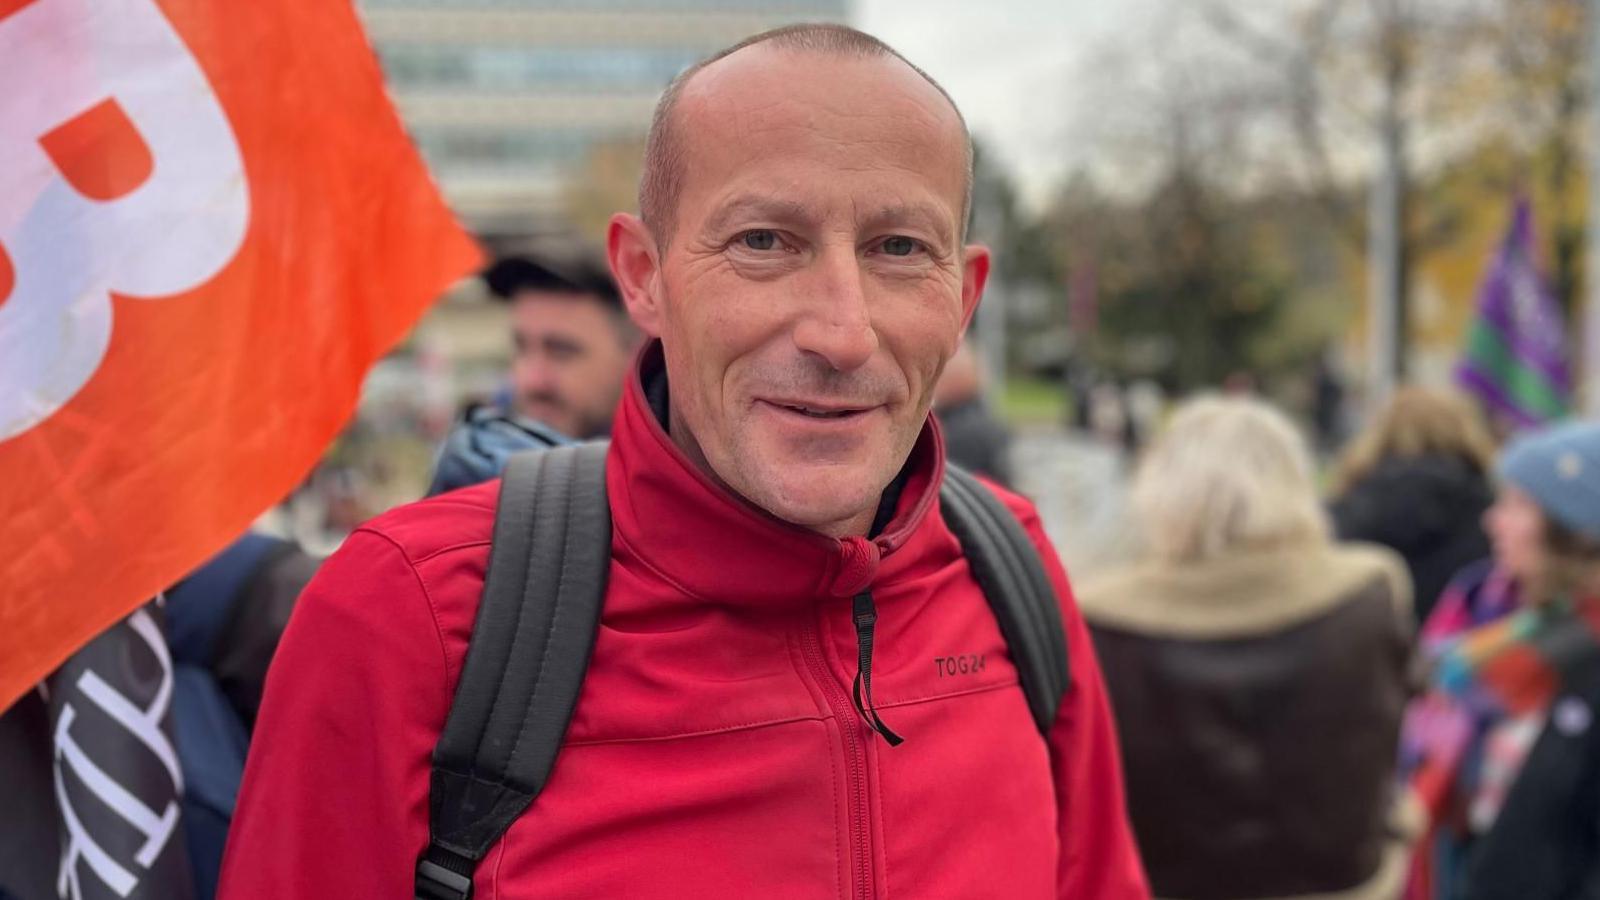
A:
[379, 45, 705, 92]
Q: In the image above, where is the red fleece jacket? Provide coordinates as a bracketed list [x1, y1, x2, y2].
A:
[219, 352, 1149, 899]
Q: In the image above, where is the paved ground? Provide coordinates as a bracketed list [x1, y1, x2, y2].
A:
[1010, 426, 1142, 584]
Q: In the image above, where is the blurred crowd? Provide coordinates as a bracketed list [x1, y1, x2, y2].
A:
[4, 215, 1596, 900]
[51, 239, 1594, 900]
[1085, 389, 1600, 900]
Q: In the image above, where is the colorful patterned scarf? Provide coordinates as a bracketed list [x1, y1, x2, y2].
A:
[1399, 562, 1600, 898]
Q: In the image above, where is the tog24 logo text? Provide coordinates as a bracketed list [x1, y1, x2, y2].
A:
[933, 654, 986, 677]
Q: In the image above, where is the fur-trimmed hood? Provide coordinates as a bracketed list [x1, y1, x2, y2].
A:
[1078, 541, 1412, 640]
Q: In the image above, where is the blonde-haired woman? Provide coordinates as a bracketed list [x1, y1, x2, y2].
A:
[1331, 387, 1497, 623]
[1080, 395, 1414, 900]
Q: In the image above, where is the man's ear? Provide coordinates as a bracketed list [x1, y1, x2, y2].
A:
[608, 213, 664, 337]
[959, 243, 991, 332]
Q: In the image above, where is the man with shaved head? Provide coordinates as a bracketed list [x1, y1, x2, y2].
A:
[221, 25, 1148, 899]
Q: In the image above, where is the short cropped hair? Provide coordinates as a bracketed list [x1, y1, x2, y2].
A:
[639, 23, 974, 247]
[481, 255, 637, 346]
[1133, 395, 1330, 564]
[482, 255, 621, 309]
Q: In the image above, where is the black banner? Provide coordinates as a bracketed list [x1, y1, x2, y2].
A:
[43, 600, 195, 900]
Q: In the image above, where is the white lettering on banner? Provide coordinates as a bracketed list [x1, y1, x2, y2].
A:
[76, 609, 185, 796]
[53, 609, 183, 899]
[0, 0, 249, 442]
[53, 751, 139, 900]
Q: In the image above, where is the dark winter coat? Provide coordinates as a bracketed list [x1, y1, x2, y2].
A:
[1080, 543, 1415, 900]
[1461, 650, 1600, 900]
[935, 396, 1014, 487]
[1331, 454, 1492, 624]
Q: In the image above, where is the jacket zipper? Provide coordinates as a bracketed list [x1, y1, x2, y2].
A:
[801, 617, 873, 900]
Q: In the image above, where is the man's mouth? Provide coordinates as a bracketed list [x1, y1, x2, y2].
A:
[763, 399, 875, 420]
[780, 403, 862, 419]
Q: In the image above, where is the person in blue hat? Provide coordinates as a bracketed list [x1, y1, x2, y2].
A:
[1400, 420, 1600, 900]
[1492, 421, 1600, 604]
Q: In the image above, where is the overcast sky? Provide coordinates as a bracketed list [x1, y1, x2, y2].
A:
[856, 0, 1159, 209]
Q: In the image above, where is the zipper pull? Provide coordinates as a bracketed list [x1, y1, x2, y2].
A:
[851, 591, 904, 746]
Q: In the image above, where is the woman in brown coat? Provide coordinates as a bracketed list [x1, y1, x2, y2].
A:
[1081, 396, 1415, 900]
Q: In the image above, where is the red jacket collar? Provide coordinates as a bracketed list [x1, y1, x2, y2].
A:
[605, 342, 947, 606]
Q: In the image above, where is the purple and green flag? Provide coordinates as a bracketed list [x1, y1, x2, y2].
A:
[1455, 198, 1572, 428]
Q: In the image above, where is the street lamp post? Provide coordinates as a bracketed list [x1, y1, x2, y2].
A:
[1585, 0, 1600, 414]
[1367, 0, 1405, 412]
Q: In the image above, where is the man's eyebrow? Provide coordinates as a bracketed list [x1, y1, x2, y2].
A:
[539, 334, 585, 355]
[861, 202, 955, 244]
[701, 195, 817, 236]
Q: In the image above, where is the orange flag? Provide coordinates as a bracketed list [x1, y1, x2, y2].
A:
[0, 0, 483, 710]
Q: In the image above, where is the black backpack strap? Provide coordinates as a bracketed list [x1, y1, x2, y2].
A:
[416, 442, 611, 900]
[939, 465, 1071, 736]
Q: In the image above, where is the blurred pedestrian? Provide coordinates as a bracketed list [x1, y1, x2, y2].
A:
[425, 404, 571, 497]
[163, 534, 317, 898]
[933, 339, 1014, 485]
[1089, 379, 1132, 449]
[1400, 420, 1600, 900]
[1124, 379, 1166, 451]
[1330, 387, 1497, 624]
[1313, 347, 1350, 453]
[1081, 395, 1413, 900]
[482, 250, 640, 439]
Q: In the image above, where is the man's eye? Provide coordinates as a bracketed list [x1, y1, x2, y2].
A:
[740, 230, 779, 251]
[881, 236, 921, 257]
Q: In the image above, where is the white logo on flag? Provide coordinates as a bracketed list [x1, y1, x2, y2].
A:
[1508, 253, 1561, 360]
[0, 0, 250, 442]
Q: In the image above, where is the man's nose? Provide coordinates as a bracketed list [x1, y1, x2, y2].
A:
[519, 355, 560, 394]
[792, 247, 878, 372]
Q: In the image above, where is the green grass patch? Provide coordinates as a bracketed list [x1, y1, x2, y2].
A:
[998, 377, 1068, 425]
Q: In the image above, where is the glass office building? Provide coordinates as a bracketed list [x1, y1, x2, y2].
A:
[359, 0, 850, 242]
